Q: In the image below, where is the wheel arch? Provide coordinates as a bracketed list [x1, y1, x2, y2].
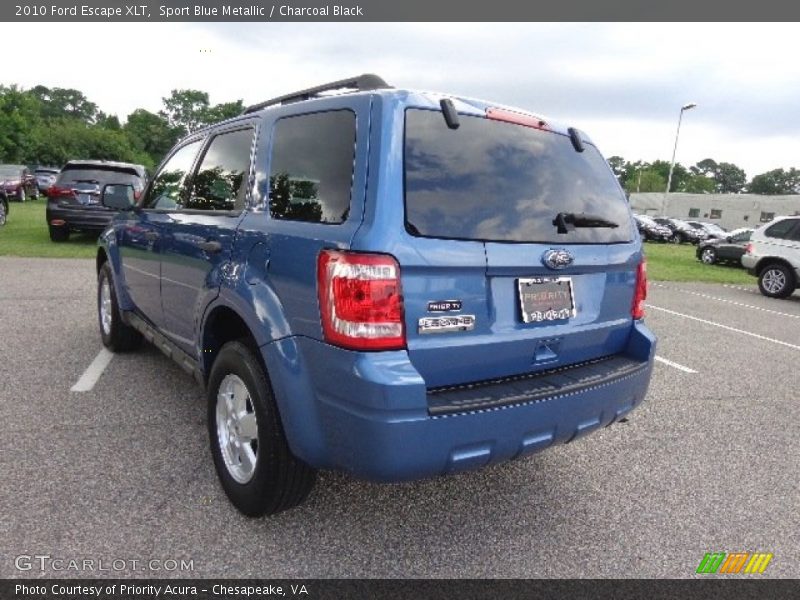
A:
[755, 256, 796, 278]
[200, 302, 264, 384]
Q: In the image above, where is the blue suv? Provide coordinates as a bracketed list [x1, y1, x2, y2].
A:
[96, 75, 656, 516]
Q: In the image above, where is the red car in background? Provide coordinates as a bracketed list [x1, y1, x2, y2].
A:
[0, 164, 39, 202]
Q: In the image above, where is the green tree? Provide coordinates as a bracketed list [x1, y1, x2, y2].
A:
[0, 85, 42, 162]
[691, 158, 746, 193]
[29, 85, 98, 123]
[624, 169, 666, 193]
[96, 111, 122, 130]
[160, 89, 210, 135]
[159, 90, 245, 136]
[607, 156, 628, 185]
[28, 119, 150, 168]
[205, 100, 245, 124]
[683, 174, 716, 193]
[715, 162, 747, 193]
[647, 159, 689, 192]
[748, 168, 800, 195]
[124, 109, 180, 165]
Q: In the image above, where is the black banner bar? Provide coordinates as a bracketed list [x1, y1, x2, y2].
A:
[2, 579, 800, 600]
[4, 0, 800, 22]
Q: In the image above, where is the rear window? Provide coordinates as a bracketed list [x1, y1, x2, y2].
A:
[56, 167, 143, 189]
[404, 109, 633, 244]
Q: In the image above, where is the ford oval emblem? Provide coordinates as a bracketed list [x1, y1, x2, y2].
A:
[542, 249, 574, 270]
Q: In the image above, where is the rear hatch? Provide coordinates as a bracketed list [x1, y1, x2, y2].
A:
[51, 165, 143, 208]
[401, 107, 639, 388]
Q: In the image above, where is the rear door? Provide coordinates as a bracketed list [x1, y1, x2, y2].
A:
[158, 125, 255, 354]
[401, 108, 638, 388]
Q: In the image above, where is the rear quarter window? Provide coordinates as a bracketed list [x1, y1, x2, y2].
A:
[268, 110, 356, 224]
[764, 219, 799, 240]
[404, 109, 633, 244]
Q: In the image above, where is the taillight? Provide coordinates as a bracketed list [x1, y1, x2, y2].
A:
[745, 243, 753, 255]
[317, 250, 405, 351]
[48, 185, 74, 199]
[632, 259, 647, 320]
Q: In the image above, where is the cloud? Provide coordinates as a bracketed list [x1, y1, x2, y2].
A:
[3, 22, 799, 175]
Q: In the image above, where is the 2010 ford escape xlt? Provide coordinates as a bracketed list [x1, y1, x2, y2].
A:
[96, 75, 656, 516]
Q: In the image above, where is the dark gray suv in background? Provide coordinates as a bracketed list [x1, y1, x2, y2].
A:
[46, 160, 147, 241]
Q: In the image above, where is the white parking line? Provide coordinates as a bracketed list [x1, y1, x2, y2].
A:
[651, 283, 800, 320]
[722, 283, 757, 293]
[649, 304, 800, 352]
[654, 355, 698, 374]
[70, 349, 114, 392]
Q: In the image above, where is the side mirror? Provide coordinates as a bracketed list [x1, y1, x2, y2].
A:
[101, 184, 135, 211]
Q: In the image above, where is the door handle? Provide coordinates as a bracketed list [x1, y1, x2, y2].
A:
[144, 231, 159, 241]
[197, 240, 222, 254]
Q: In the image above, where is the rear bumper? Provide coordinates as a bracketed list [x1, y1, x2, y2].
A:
[741, 253, 757, 274]
[46, 202, 115, 231]
[263, 321, 656, 482]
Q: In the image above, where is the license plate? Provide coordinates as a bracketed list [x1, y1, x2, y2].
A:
[78, 193, 92, 205]
[518, 277, 576, 323]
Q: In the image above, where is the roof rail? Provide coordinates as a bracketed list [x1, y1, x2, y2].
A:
[242, 74, 391, 115]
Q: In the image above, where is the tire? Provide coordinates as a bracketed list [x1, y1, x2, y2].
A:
[17, 188, 25, 202]
[49, 224, 69, 242]
[208, 341, 316, 517]
[0, 201, 6, 227]
[98, 262, 142, 351]
[700, 247, 716, 265]
[670, 233, 681, 244]
[758, 263, 795, 299]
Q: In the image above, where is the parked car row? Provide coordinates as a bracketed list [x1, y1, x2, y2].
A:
[633, 213, 716, 245]
[633, 214, 672, 242]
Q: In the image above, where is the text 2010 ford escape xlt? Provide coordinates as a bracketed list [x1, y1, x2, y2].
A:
[96, 75, 656, 516]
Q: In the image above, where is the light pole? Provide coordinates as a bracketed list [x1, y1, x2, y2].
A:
[665, 102, 697, 195]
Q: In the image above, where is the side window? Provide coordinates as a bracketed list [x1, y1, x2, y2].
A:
[143, 140, 202, 209]
[788, 221, 800, 242]
[733, 231, 751, 243]
[269, 110, 356, 224]
[187, 128, 254, 211]
[764, 219, 797, 240]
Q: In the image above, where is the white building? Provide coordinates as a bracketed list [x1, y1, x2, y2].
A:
[630, 193, 800, 230]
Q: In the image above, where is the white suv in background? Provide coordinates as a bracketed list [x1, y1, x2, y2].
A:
[742, 216, 800, 298]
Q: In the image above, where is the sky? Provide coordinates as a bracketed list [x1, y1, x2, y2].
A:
[4, 22, 800, 178]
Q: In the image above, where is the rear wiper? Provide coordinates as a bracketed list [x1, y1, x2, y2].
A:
[552, 212, 619, 234]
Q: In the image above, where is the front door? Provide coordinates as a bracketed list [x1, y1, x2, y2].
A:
[119, 139, 204, 328]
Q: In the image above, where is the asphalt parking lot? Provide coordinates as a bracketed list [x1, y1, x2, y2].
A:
[1, 256, 798, 578]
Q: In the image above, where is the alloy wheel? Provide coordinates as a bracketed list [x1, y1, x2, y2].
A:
[762, 268, 787, 295]
[99, 277, 113, 335]
[216, 374, 259, 484]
